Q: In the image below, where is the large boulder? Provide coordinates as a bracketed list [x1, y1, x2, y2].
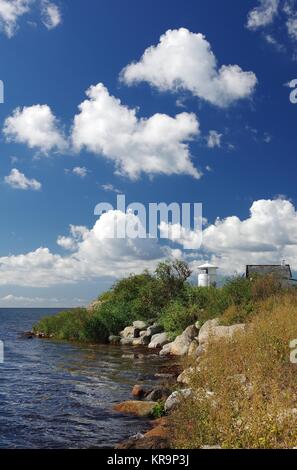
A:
[148, 332, 170, 349]
[113, 400, 157, 418]
[164, 389, 192, 413]
[198, 319, 245, 346]
[166, 325, 199, 356]
[133, 321, 147, 330]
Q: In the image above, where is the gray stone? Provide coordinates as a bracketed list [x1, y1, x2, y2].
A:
[148, 332, 170, 349]
[133, 321, 147, 330]
[169, 324, 199, 356]
[177, 367, 200, 385]
[120, 326, 140, 339]
[145, 387, 171, 402]
[198, 319, 245, 346]
[165, 389, 192, 413]
[147, 323, 163, 336]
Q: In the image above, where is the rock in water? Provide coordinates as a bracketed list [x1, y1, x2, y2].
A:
[114, 400, 157, 417]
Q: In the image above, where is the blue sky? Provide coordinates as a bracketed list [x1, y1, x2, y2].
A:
[0, 0, 297, 307]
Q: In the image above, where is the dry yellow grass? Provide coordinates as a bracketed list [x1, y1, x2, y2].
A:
[170, 293, 297, 449]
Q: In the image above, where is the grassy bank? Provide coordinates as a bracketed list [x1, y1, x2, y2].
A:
[170, 291, 297, 449]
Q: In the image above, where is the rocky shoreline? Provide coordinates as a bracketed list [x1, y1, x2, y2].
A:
[30, 316, 246, 449]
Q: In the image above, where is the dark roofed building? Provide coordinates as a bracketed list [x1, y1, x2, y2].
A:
[246, 262, 295, 287]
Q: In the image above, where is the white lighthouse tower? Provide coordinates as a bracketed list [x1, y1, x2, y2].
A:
[198, 263, 218, 288]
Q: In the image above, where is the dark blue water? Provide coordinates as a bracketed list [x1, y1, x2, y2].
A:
[0, 309, 168, 449]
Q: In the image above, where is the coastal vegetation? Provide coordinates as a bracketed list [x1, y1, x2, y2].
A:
[33, 260, 297, 448]
[33, 260, 283, 342]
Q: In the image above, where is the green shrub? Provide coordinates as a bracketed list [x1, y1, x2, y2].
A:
[159, 301, 199, 337]
[33, 308, 91, 342]
[152, 401, 166, 419]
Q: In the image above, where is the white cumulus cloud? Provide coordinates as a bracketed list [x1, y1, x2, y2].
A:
[121, 28, 257, 108]
[71, 82, 200, 180]
[0, 210, 170, 287]
[4, 168, 41, 190]
[3, 104, 67, 154]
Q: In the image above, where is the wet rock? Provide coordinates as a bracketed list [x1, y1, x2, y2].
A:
[145, 387, 171, 402]
[132, 384, 146, 398]
[159, 342, 173, 356]
[164, 389, 192, 413]
[132, 335, 151, 346]
[21, 331, 34, 339]
[120, 338, 134, 346]
[114, 400, 157, 417]
[148, 332, 170, 349]
[109, 335, 121, 345]
[133, 321, 147, 330]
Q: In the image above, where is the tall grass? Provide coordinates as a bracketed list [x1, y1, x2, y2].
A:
[170, 292, 297, 449]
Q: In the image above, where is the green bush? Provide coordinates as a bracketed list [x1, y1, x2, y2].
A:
[33, 308, 91, 342]
[159, 301, 199, 338]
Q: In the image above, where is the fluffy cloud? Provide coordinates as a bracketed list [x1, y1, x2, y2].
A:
[3, 104, 67, 154]
[207, 130, 222, 148]
[0, 211, 170, 287]
[71, 82, 200, 179]
[121, 28, 257, 108]
[101, 183, 121, 194]
[159, 221, 203, 250]
[0, 0, 61, 37]
[247, 0, 279, 30]
[41, 0, 61, 29]
[4, 168, 41, 190]
[202, 198, 297, 273]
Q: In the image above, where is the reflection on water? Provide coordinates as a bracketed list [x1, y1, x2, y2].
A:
[0, 308, 171, 449]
